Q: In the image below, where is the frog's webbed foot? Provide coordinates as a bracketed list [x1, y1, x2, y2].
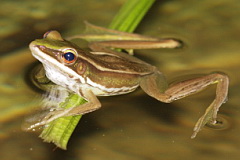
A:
[191, 100, 217, 138]
[140, 71, 229, 138]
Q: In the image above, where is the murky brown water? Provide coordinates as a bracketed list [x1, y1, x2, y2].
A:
[0, 0, 239, 159]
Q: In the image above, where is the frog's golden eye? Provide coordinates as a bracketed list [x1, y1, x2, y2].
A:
[61, 49, 77, 64]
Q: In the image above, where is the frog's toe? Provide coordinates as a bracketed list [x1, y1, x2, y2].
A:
[191, 107, 216, 139]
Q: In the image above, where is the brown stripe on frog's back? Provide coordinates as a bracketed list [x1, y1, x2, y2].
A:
[76, 49, 154, 75]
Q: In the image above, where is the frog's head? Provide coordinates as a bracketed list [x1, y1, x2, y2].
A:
[29, 30, 81, 66]
[29, 31, 88, 88]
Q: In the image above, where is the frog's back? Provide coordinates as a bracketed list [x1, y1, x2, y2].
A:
[82, 51, 155, 75]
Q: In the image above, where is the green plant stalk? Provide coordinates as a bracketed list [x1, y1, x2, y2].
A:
[40, 0, 155, 150]
[109, 0, 155, 32]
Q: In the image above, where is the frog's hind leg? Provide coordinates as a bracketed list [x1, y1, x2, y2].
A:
[140, 70, 229, 138]
[89, 38, 182, 51]
[69, 22, 183, 50]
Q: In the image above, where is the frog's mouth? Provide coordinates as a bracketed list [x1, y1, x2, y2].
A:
[29, 42, 60, 63]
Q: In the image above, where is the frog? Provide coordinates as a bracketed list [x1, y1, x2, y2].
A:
[29, 23, 229, 138]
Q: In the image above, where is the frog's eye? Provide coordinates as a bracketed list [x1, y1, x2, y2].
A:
[61, 49, 77, 64]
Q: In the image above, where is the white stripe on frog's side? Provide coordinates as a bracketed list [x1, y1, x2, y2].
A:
[86, 77, 139, 96]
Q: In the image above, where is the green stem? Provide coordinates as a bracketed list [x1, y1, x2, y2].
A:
[109, 0, 155, 32]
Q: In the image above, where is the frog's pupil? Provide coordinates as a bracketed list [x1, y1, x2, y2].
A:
[64, 52, 75, 61]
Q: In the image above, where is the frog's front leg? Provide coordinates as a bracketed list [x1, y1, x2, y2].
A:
[38, 89, 101, 127]
[140, 69, 229, 138]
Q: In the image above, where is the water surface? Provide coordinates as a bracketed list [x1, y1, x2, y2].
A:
[0, 0, 239, 159]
